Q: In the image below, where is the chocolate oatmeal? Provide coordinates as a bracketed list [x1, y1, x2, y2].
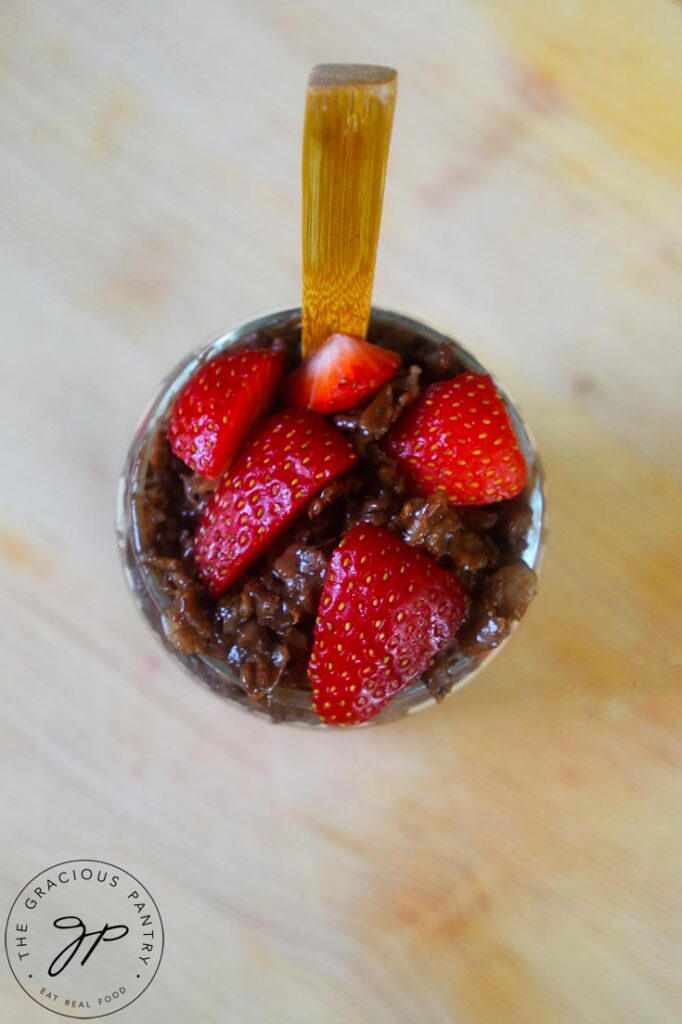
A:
[136, 320, 538, 708]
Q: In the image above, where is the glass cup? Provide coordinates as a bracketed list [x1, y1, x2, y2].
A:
[117, 307, 545, 727]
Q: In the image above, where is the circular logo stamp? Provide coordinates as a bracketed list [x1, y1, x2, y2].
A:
[4, 860, 164, 1019]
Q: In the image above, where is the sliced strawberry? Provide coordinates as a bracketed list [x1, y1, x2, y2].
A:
[168, 347, 285, 478]
[309, 524, 467, 725]
[195, 410, 357, 596]
[384, 372, 527, 505]
[283, 333, 401, 413]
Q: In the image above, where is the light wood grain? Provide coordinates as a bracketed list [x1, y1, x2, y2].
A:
[302, 64, 396, 353]
[2, 1, 682, 1022]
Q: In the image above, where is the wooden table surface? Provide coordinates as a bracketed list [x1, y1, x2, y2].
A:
[2, 2, 681, 1021]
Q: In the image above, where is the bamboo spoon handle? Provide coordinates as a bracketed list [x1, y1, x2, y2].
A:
[301, 64, 397, 357]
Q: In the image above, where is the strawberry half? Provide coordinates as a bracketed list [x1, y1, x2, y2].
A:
[168, 347, 285, 478]
[283, 333, 401, 413]
[309, 524, 467, 725]
[195, 410, 357, 596]
[384, 372, 527, 505]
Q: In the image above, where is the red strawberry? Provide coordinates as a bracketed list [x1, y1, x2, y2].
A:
[195, 410, 357, 596]
[283, 333, 401, 413]
[384, 373, 527, 505]
[168, 347, 285, 478]
[309, 524, 467, 725]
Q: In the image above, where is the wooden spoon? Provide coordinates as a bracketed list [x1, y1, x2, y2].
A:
[301, 64, 397, 357]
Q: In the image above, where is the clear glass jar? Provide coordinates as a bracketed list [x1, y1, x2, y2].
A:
[116, 307, 545, 727]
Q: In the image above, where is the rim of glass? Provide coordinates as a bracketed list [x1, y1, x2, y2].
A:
[116, 306, 546, 727]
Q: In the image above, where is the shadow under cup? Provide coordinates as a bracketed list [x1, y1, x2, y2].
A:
[117, 307, 546, 727]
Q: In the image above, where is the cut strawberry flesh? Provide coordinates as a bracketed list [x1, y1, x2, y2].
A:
[283, 333, 401, 413]
[168, 348, 285, 478]
[309, 524, 467, 725]
[194, 409, 357, 596]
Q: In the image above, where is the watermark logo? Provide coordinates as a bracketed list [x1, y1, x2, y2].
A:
[5, 860, 164, 1018]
